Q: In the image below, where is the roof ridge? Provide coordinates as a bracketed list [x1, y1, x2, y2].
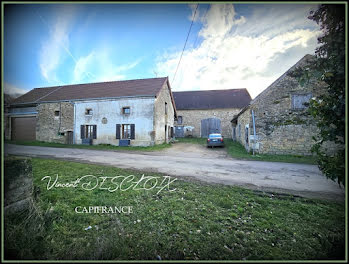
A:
[251, 54, 314, 104]
[33, 77, 168, 90]
[231, 54, 314, 122]
[12, 77, 168, 105]
[173, 88, 248, 93]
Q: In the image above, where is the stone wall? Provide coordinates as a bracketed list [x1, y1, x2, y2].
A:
[176, 108, 241, 138]
[36, 102, 74, 144]
[233, 55, 339, 156]
[234, 105, 321, 155]
[233, 108, 251, 150]
[154, 81, 175, 144]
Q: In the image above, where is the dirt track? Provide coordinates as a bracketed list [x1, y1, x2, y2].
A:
[5, 143, 345, 201]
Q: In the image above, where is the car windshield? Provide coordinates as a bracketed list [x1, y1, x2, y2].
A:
[209, 134, 221, 138]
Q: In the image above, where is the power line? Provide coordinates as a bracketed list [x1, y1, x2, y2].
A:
[178, 4, 211, 84]
[192, 4, 210, 49]
[172, 4, 199, 85]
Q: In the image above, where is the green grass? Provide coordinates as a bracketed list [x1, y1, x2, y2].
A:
[176, 137, 208, 145]
[176, 138, 317, 164]
[5, 140, 172, 152]
[4, 157, 345, 260]
[224, 140, 317, 164]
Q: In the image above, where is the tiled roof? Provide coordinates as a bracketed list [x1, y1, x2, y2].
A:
[11, 77, 168, 105]
[173, 89, 251, 110]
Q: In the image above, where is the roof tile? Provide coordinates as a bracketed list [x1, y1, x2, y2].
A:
[11, 77, 168, 105]
[173, 89, 251, 110]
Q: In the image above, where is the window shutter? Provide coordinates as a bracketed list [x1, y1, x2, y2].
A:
[81, 125, 85, 139]
[116, 124, 121, 139]
[93, 125, 97, 139]
[131, 124, 135, 139]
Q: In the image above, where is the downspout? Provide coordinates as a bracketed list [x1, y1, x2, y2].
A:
[251, 109, 257, 155]
[73, 102, 76, 144]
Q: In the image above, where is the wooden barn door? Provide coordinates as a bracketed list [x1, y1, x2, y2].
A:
[201, 118, 221, 138]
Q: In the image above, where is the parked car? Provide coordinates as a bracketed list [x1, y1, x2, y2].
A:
[207, 133, 224, 148]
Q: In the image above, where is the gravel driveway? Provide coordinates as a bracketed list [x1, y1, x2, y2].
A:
[5, 143, 345, 201]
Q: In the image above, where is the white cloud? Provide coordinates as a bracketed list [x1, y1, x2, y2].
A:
[199, 4, 245, 38]
[73, 50, 141, 84]
[235, 4, 319, 38]
[3, 82, 27, 96]
[156, 4, 321, 98]
[39, 6, 76, 84]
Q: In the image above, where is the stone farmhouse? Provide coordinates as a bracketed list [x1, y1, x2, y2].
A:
[6, 77, 176, 146]
[173, 89, 251, 138]
[231, 54, 333, 156]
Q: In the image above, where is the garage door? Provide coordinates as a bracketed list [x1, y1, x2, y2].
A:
[11, 116, 36, 141]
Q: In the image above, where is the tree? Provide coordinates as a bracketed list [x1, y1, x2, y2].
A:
[303, 5, 345, 185]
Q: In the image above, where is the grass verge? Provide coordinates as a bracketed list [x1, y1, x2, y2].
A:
[5, 140, 172, 152]
[176, 138, 317, 164]
[4, 157, 344, 260]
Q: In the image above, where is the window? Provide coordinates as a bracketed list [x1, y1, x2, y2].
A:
[292, 93, 312, 110]
[177, 116, 183, 124]
[122, 107, 130, 114]
[85, 108, 93, 115]
[80, 125, 97, 139]
[86, 125, 94, 139]
[165, 102, 168, 115]
[116, 124, 135, 140]
[122, 124, 131, 139]
[54, 111, 60, 117]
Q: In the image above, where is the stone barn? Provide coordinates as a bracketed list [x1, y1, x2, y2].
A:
[231, 54, 337, 156]
[173, 89, 251, 138]
[6, 77, 176, 146]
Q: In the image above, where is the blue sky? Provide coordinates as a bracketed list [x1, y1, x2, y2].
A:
[4, 3, 320, 98]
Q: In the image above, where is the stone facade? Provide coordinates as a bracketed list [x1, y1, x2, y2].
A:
[74, 97, 155, 146]
[176, 108, 241, 138]
[232, 108, 250, 149]
[154, 82, 175, 144]
[36, 102, 74, 144]
[34, 81, 175, 146]
[232, 54, 338, 156]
